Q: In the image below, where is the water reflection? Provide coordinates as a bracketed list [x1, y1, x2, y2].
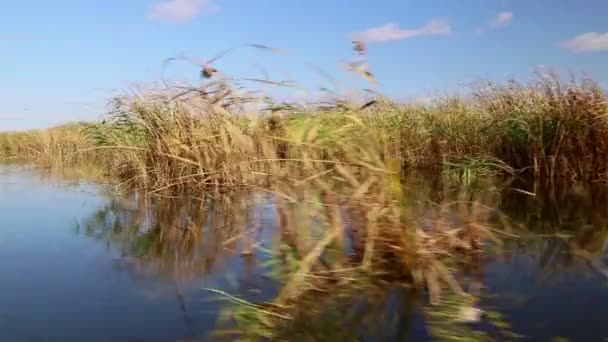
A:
[70, 178, 608, 341]
[0, 167, 213, 341]
[498, 183, 608, 277]
[75, 193, 273, 282]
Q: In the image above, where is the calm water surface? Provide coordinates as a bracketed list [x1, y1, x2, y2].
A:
[1, 164, 608, 341]
[0, 166, 244, 341]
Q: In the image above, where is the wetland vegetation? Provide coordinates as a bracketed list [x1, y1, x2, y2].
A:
[2, 44, 608, 341]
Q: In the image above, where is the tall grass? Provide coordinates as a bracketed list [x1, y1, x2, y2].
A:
[0, 123, 99, 168]
[2, 74, 607, 184]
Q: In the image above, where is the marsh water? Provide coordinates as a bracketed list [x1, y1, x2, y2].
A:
[2, 164, 608, 341]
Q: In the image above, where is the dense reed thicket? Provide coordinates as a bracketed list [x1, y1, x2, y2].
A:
[2, 73, 607, 185]
[0, 122, 100, 168]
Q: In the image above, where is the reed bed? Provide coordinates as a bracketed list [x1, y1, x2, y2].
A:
[2, 45, 608, 340]
[2, 75, 606, 184]
[0, 123, 101, 168]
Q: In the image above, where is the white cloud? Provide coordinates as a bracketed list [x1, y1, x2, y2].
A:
[562, 32, 608, 53]
[148, 0, 219, 23]
[354, 19, 452, 43]
[489, 11, 513, 29]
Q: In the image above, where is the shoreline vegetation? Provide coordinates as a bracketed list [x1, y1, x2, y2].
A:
[2, 44, 608, 340]
[2, 71, 608, 185]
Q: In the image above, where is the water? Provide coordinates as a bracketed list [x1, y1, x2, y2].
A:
[2, 165, 608, 341]
[0, 166, 231, 341]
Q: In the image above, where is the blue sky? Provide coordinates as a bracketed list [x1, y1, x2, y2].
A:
[1, 0, 608, 130]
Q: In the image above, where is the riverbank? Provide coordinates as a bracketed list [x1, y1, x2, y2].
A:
[2, 75, 607, 188]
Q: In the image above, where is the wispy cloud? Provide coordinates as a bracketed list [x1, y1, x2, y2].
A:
[476, 11, 513, 35]
[148, 0, 219, 23]
[489, 11, 513, 29]
[354, 19, 452, 43]
[562, 32, 608, 53]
